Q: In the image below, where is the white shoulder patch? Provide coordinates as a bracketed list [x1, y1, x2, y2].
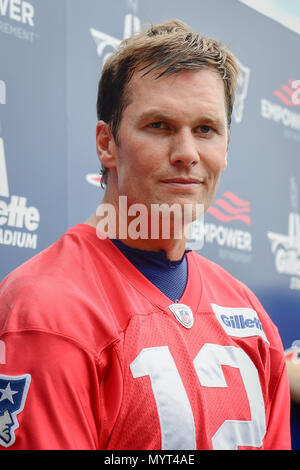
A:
[211, 303, 269, 344]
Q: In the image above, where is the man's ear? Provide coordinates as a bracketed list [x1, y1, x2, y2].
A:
[96, 120, 117, 169]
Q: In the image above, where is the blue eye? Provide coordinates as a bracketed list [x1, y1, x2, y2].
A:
[149, 122, 165, 129]
[199, 125, 212, 133]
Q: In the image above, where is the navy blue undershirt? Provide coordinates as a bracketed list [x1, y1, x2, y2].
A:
[110, 239, 190, 303]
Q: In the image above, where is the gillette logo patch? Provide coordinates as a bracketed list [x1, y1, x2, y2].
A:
[211, 303, 269, 344]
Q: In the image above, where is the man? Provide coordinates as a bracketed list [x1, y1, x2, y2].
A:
[0, 20, 291, 449]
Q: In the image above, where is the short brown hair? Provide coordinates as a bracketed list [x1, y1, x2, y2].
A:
[97, 19, 239, 186]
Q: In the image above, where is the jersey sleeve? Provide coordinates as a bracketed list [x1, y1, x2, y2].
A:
[263, 357, 291, 449]
[0, 328, 102, 449]
[0, 324, 125, 450]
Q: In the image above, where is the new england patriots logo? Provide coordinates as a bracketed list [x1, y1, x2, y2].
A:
[0, 374, 31, 447]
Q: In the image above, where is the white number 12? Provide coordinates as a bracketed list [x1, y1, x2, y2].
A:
[130, 343, 266, 450]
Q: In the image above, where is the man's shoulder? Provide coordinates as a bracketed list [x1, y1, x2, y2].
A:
[0, 224, 107, 338]
[1, 224, 87, 291]
[190, 250, 267, 308]
[189, 249, 246, 287]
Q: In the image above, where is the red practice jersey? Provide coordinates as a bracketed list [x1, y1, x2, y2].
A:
[0, 224, 291, 450]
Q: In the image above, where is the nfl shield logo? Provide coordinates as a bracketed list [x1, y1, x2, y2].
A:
[169, 304, 194, 329]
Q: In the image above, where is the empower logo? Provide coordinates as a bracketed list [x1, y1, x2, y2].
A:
[211, 303, 269, 344]
[273, 79, 300, 107]
[0, 0, 34, 26]
[202, 191, 252, 252]
[207, 191, 251, 225]
[261, 79, 300, 132]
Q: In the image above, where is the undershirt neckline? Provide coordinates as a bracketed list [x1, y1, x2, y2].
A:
[110, 239, 190, 303]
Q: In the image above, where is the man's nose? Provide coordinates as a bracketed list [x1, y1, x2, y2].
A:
[169, 130, 200, 167]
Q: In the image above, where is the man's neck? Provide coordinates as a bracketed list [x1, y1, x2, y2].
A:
[85, 210, 188, 261]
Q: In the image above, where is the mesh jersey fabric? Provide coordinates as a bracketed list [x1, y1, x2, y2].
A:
[0, 224, 291, 450]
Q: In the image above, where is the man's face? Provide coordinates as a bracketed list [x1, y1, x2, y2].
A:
[106, 67, 228, 215]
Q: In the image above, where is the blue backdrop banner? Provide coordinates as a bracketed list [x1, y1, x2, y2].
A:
[0, 0, 299, 449]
